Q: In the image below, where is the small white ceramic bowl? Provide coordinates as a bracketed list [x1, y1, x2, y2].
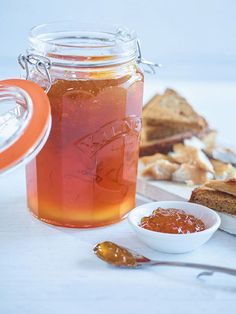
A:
[128, 201, 221, 253]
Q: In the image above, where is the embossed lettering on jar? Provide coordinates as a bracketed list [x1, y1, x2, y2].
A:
[25, 22, 144, 227]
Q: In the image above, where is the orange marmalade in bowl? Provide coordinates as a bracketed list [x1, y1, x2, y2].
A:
[140, 208, 206, 234]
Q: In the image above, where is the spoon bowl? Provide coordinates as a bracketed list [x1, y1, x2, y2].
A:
[93, 241, 150, 267]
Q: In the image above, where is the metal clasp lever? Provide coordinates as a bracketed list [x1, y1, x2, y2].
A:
[137, 40, 161, 74]
[18, 54, 52, 93]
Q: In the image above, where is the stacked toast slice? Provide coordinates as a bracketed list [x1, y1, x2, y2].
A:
[140, 89, 210, 156]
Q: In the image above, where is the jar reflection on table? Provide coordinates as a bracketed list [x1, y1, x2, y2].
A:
[25, 23, 144, 227]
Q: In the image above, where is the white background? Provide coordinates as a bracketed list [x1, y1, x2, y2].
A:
[1, 0, 236, 80]
[1, 2, 236, 314]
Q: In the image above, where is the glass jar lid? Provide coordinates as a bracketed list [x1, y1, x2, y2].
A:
[18, 22, 160, 94]
[28, 22, 138, 68]
[0, 79, 51, 174]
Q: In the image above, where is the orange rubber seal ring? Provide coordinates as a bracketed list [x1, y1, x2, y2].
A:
[0, 79, 51, 172]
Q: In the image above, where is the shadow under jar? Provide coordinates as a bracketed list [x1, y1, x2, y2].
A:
[23, 22, 144, 227]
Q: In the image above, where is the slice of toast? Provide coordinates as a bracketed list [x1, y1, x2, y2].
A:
[141, 122, 206, 142]
[190, 186, 236, 215]
[139, 129, 213, 157]
[142, 89, 208, 131]
[139, 131, 196, 156]
[204, 178, 236, 197]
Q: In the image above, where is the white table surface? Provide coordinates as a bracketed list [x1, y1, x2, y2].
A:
[1, 78, 236, 314]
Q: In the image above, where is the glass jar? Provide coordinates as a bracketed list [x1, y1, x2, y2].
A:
[21, 22, 145, 228]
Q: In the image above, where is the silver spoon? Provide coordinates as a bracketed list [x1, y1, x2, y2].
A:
[94, 241, 236, 277]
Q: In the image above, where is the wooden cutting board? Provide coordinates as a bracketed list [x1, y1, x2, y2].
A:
[137, 177, 186, 201]
[137, 176, 236, 235]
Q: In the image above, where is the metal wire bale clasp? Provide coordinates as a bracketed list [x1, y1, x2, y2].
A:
[18, 41, 159, 93]
[18, 54, 52, 93]
[136, 40, 161, 74]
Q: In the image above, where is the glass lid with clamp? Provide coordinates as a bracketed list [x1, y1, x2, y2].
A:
[0, 79, 51, 174]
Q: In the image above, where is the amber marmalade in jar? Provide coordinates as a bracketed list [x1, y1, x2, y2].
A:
[25, 22, 144, 227]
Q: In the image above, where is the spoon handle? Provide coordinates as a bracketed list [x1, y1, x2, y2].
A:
[148, 261, 236, 277]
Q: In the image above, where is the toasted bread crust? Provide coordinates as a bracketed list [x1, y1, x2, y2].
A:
[204, 179, 236, 197]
